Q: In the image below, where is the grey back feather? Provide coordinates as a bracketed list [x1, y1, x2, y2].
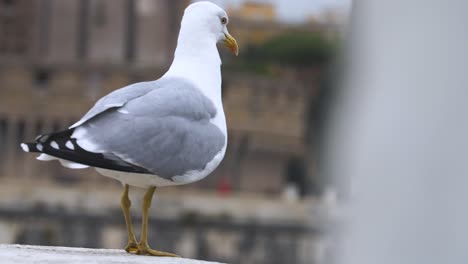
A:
[73, 77, 225, 180]
[70, 81, 156, 128]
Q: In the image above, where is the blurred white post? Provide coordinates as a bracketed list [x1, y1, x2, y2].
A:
[329, 1, 468, 264]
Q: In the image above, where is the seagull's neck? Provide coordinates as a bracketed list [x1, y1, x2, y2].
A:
[164, 32, 222, 104]
[163, 27, 227, 136]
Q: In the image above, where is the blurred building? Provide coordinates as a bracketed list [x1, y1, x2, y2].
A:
[0, 0, 185, 65]
[0, 1, 338, 263]
[0, 0, 328, 199]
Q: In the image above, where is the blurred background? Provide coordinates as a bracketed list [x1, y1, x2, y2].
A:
[0, 0, 350, 263]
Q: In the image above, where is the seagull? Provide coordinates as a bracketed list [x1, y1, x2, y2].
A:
[21, 1, 238, 257]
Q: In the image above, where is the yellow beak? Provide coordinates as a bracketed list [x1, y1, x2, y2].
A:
[223, 33, 239, 56]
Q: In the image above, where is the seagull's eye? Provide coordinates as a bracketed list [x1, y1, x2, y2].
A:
[221, 17, 227, 25]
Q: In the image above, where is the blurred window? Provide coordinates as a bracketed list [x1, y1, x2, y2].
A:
[285, 157, 307, 197]
[0, 118, 7, 144]
[0, 118, 7, 171]
[33, 69, 51, 89]
[15, 119, 25, 155]
[94, 0, 107, 27]
[1, 0, 14, 13]
[77, 0, 89, 58]
[125, 0, 136, 62]
[0, 0, 29, 56]
[2, 0, 14, 7]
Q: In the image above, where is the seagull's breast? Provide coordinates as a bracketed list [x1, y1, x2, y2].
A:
[164, 57, 226, 137]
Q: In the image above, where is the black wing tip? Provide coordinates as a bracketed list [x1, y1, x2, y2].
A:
[23, 129, 73, 153]
[24, 131, 151, 174]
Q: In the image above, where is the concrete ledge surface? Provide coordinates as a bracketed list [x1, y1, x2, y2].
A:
[0, 244, 224, 264]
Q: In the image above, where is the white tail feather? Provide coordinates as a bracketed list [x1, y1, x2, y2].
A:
[37, 154, 89, 169]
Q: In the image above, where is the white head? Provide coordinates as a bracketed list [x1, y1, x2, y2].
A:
[175, 1, 239, 57]
[166, 1, 237, 112]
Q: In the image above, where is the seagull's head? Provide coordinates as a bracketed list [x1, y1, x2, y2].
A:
[180, 1, 239, 56]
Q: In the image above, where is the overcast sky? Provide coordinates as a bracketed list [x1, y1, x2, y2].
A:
[197, 0, 352, 23]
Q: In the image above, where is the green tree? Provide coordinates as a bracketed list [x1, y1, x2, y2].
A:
[257, 31, 335, 66]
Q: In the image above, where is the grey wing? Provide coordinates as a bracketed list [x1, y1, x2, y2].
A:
[70, 81, 156, 128]
[72, 79, 226, 181]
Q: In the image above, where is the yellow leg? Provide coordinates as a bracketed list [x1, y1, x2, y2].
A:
[121, 184, 138, 253]
[136, 186, 180, 257]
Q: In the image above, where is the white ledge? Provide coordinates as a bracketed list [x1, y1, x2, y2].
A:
[0, 244, 224, 264]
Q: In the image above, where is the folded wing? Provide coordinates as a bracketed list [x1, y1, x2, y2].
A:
[24, 77, 226, 182]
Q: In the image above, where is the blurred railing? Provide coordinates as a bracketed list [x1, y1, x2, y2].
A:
[0, 207, 325, 264]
